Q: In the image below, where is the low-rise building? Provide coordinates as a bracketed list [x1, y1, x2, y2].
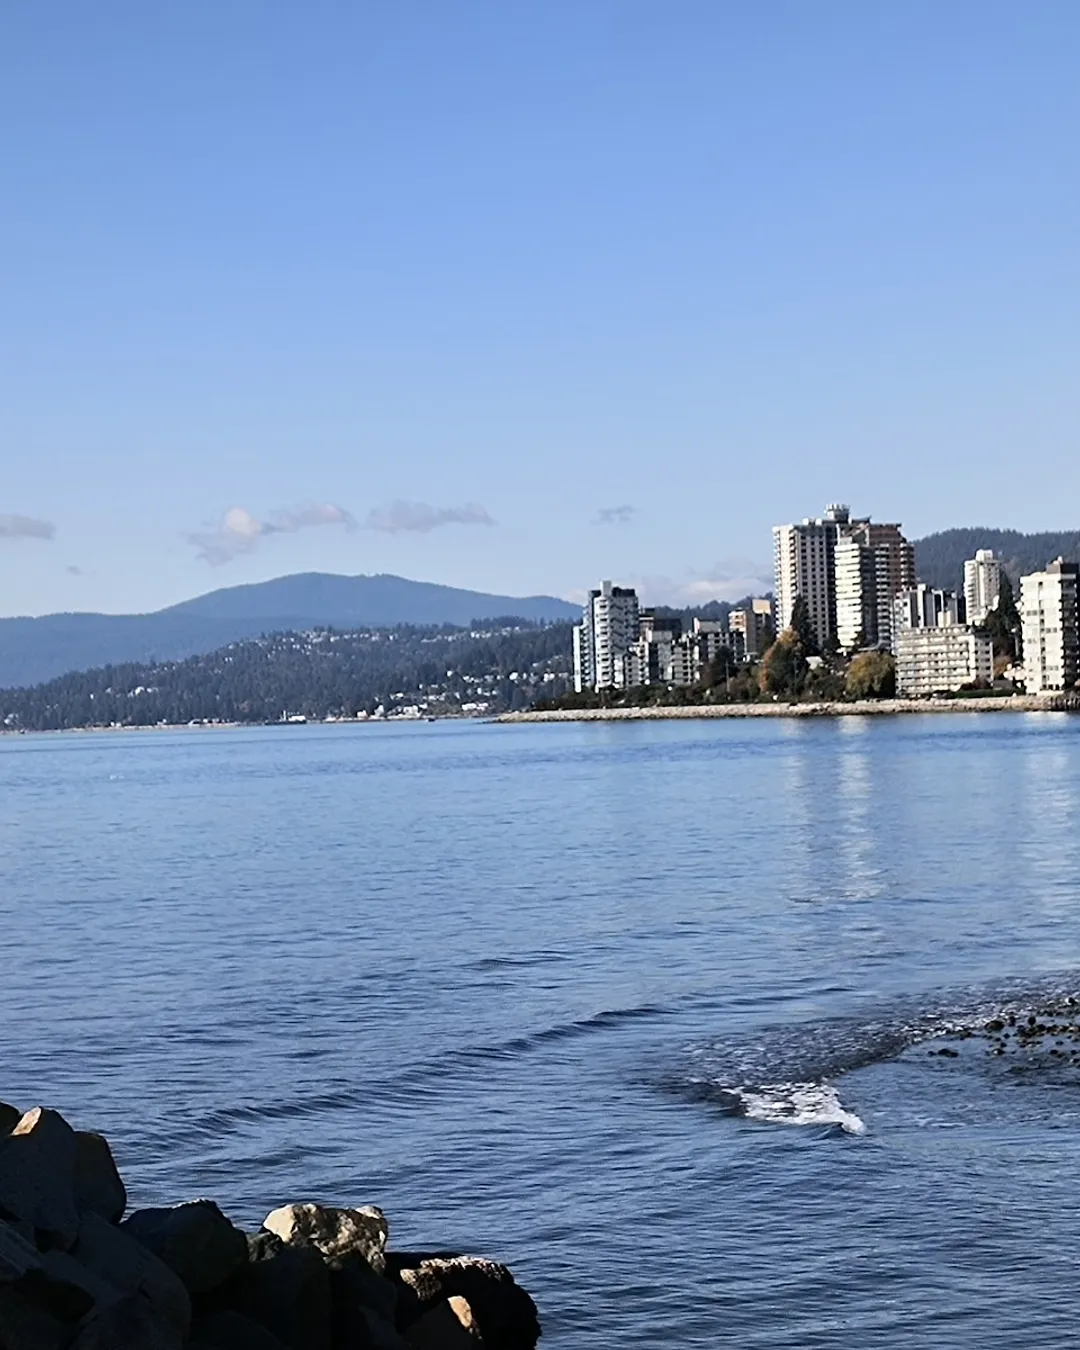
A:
[893, 585, 991, 695]
[895, 625, 994, 696]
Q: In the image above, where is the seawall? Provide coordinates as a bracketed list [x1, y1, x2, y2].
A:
[498, 695, 1077, 723]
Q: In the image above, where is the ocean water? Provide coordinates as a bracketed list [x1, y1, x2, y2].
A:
[4, 714, 1080, 1348]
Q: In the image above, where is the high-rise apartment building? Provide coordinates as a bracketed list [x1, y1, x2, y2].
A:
[834, 534, 880, 650]
[964, 549, 1002, 625]
[772, 504, 850, 648]
[1020, 560, 1079, 694]
[774, 505, 914, 651]
[572, 581, 640, 692]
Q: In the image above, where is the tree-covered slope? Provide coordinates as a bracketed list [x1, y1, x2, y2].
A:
[913, 529, 1080, 590]
[0, 622, 574, 730]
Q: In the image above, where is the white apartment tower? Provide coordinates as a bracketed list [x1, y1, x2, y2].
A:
[964, 549, 1002, 625]
[1020, 560, 1079, 694]
[772, 504, 850, 649]
[572, 581, 640, 692]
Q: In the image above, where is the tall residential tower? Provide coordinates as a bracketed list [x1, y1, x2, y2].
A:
[964, 549, 1002, 626]
[772, 504, 850, 649]
[1020, 560, 1079, 694]
[572, 581, 640, 693]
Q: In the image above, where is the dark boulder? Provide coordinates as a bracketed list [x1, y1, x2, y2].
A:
[0, 1103, 21, 1136]
[73, 1132, 126, 1224]
[0, 1284, 69, 1350]
[215, 1242, 333, 1350]
[328, 1254, 401, 1348]
[192, 1308, 288, 1349]
[68, 1290, 184, 1349]
[0, 1107, 80, 1250]
[73, 1209, 191, 1339]
[404, 1296, 483, 1349]
[122, 1200, 248, 1295]
[389, 1254, 540, 1350]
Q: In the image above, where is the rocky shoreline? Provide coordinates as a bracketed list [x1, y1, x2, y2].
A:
[498, 694, 1078, 723]
[0, 1101, 541, 1349]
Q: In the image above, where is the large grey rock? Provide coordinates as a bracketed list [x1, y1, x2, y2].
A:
[0, 1107, 80, 1250]
[191, 1308, 288, 1349]
[73, 1132, 127, 1224]
[68, 1291, 184, 1349]
[0, 1102, 21, 1136]
[73, 1209, 190, 1338]
[218, 1243, 332, 1350]
[405, 1296, 483, 1349]
[264, 1202, 388, 1272]
[390, 1255, 540, 1350]
[122, 1200, 247, 1294]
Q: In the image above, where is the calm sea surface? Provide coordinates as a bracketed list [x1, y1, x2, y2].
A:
[4, 715, 1080, 1347]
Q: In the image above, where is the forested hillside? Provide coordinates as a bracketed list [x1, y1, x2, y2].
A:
[0, 622, 573, 731]
[914, 529, 1080, 589]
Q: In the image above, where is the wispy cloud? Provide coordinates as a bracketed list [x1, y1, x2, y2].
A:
[631, 558, 773, 606]
[593, 505, 636, 526]
[190, 503, 356, 565]
[363, 501, 496, 534]
[66, 564, 83, 576]
[0, 513, 55, 540]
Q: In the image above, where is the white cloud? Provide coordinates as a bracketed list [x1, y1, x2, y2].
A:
[189, 502, 356, 565]
[362, 501, 496, 534]
[0, 513, 55, 540]
[630, 558, 773, 606]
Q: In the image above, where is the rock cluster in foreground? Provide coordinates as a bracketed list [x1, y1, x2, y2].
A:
[0, 1101, 541, 1349]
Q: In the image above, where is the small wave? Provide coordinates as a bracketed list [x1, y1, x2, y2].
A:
[670, 971, 1080, 1137]
[727, 1082, 866, 1135]
[151, 1000, 675, 1147]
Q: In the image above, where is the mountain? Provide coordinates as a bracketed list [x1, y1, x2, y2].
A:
[913, 529, 1080, 591]
[0, 573, 579, 689]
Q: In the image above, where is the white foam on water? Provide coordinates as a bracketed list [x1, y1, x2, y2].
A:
[731, 1081, 867, 1135]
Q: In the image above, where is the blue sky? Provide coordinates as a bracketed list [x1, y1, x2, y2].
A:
[2, 1, 1078, 616]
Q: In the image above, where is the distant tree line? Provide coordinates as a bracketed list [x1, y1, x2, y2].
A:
[914, 528, 1080, 590]
[0, 622, 575, 731]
